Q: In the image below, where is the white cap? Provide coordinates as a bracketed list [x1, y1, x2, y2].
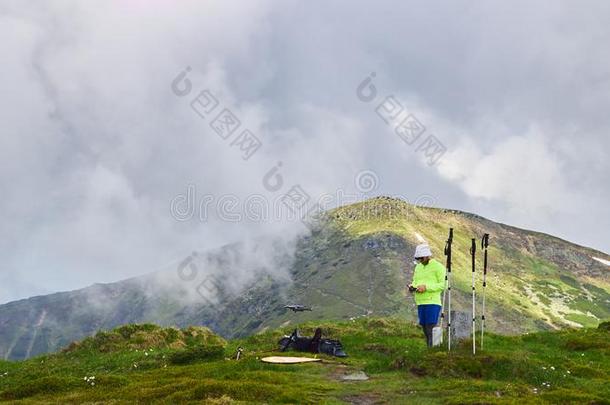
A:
[414, 244, 432, 258]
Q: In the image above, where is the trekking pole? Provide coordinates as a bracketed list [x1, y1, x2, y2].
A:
[470, 238, 476, 355]
[480, 233, 489, 350]
[441, 228, 453, 351]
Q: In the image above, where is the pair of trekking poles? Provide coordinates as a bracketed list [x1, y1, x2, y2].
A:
[440, 228, 490, 354]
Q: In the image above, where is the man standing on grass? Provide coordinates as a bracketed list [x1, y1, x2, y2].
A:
[409, 244, 446, 347]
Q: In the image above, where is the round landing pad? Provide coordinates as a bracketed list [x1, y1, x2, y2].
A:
[261, 356, 322, 364]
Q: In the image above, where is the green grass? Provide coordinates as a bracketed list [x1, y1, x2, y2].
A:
[325, 198, 610, 333]
[4, 197, 609, 362]
[0, 319, 608, 404]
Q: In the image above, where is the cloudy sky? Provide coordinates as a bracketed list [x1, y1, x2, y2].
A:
[1, 0, 609, 304]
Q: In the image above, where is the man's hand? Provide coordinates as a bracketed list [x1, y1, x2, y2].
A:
[416, 285, 427, 293]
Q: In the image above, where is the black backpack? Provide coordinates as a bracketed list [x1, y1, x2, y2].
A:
[278, 328, 347, 357]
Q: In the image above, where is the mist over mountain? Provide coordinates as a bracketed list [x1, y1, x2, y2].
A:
[1, 198, 608, 361]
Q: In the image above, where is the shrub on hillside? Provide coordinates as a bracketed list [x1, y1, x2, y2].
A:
[62, 324, 226, 354]
[168, 344, 225, 365]
[597, 321, 610, 331]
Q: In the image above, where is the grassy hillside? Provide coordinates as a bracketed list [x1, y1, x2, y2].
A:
[1, 197, 609, 361]
[261, 197, 610, 335]
[0, 319, 608, 404]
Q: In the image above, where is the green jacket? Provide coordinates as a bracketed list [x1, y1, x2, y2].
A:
[411, 258, 446, 305]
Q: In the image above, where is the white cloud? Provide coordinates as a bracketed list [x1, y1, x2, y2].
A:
[1, 0, 609, 303]
[438, 131, 575, 216]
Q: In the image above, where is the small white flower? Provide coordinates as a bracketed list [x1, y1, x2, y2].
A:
[145, 352, 149, 356]
[542, 367, 546, 370]
[567, 370, 571, 374]
[550, 366, 555, 370]
[91, 382, 95, 386]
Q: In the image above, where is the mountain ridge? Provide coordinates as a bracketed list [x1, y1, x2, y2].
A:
[1, 197, 609, 360]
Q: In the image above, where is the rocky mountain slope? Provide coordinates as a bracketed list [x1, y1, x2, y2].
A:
[1, 197, 609, 360]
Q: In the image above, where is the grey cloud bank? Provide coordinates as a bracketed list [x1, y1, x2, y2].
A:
[1, 0, 608, 304]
